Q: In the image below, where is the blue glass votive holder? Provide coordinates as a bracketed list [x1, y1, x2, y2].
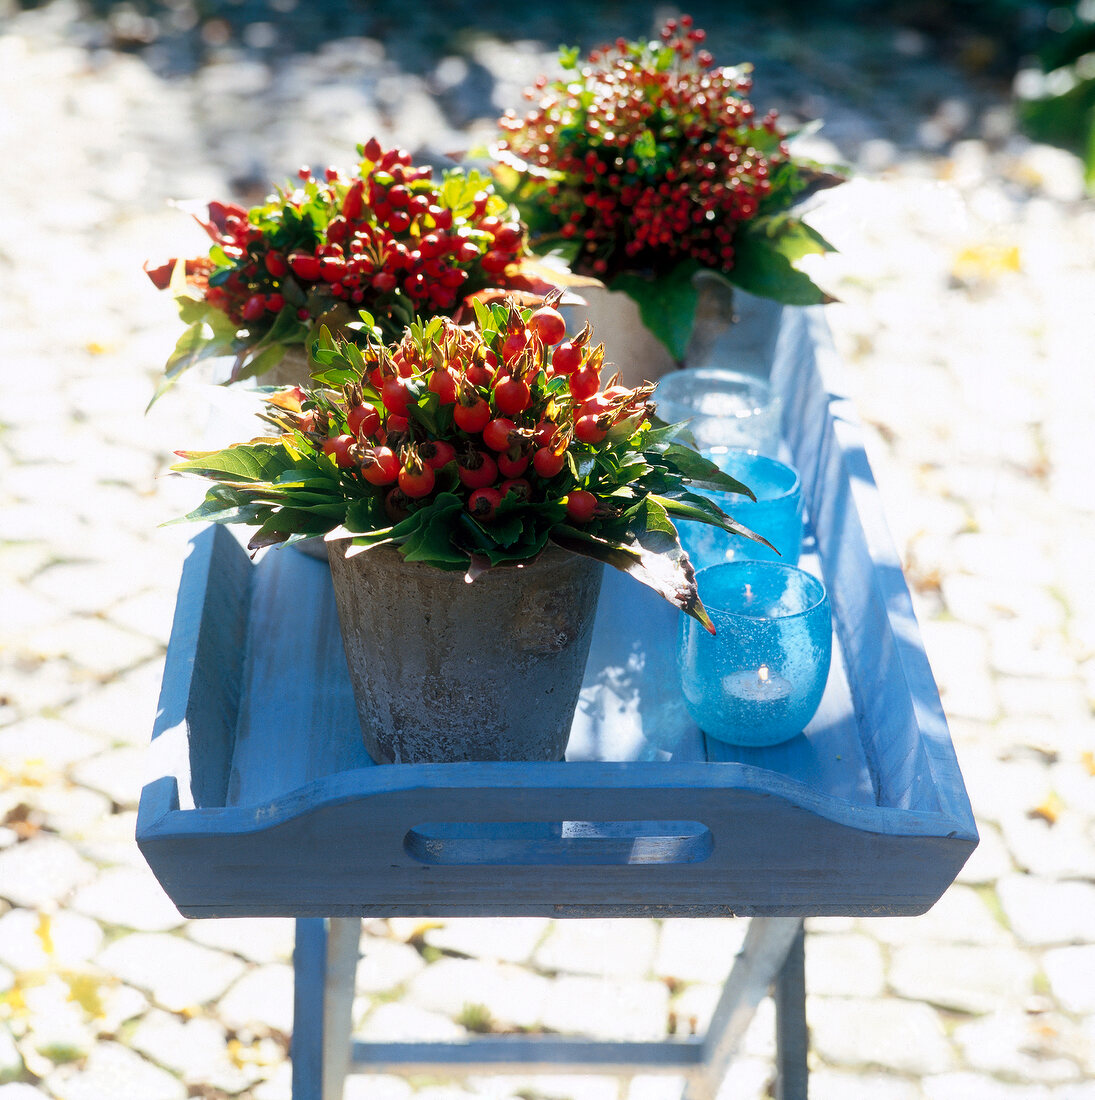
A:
[677, 561, 832, 747]
[654, 367, 782, 456]
[678, 452, 803, 570]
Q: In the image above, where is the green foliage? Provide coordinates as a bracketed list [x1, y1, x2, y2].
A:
[491, 18, 846, 362]
[1019, 4, 1095, 192]
[171, 314, 768, 629]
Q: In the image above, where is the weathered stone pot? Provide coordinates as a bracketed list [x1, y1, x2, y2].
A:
[327, 543, 605, 763]
[563, 275, 784, 389]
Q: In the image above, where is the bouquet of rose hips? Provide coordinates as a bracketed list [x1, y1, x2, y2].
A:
[146, 138, 533, 400]
[170, 296, 770, 631]
[492, 15, 843, 360]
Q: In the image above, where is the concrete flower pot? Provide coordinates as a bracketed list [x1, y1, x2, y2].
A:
[564, 276, 785, 389]
[327, 543, 605, 763]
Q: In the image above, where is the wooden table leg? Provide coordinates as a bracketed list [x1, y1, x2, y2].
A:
[292, 917, 360, 1100]
[683, 916, 805, 1100]
[774, 921, 808, 1100]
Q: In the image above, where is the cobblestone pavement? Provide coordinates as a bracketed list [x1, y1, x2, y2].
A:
[1, 4, 1093, 1098]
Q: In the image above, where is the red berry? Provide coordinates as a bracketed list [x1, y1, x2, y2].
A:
[468, 487, 503, 520]
[242, 294, 266, 322]
[500, 478, 531, 503]
[575, 414, 607, 444]
[455, 240, 480, 265]
[480, 249, 512, 275]
[500, 330, 529, 367]
[428, 369, 458, 405]
[371, 271, 397, 293]
[565, 490, 598, 523]
[347, 404, 381, 439]
[342, 180, 365, 220]
[381, 376, 411, 415]
[528, 307, 566, 345]
[551, 341, 582, 375]
[454, 397, 491, 434]
[320, 256, 346, 283]
[289, 253, 322, 280]
[419, 439, 456, 469]
[492, 222, 523, 250]
[361, 446, 399, 485]
[399, 462, 436, 499]
[483, 417, 516, 452]
[569, 368, 600, 401]
[498, 448, 530, 478]
[264, 251, 288, 277]
[326, 215, 350, 242]
[458, 450, 498, 489]
[465, 360, 494, 388]
[321, 434, 356, 468]
[265, 293, 285, 313]
[533, 447, 565, 478]
[493, 375, 531, 415]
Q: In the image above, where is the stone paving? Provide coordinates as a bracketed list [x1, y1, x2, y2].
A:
[1, 4, 1093, 1098]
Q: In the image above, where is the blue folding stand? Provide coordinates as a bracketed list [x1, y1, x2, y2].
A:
[138, 305, 977, 1099]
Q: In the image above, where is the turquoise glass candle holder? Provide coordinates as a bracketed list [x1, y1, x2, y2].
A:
[677, 562, 832, 747]
[654, 367, 782, 456]
[677, 451, 802, 569]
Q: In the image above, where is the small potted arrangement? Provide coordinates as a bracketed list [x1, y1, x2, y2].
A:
[492, 15, 842, 381]
[146, 139, 539, 399]
[171, 297, 768, 764]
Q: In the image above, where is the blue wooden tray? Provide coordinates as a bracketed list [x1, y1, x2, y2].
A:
[137, 306, 977, 919]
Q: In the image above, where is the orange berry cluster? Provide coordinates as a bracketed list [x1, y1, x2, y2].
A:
[275, 304, 653, 525]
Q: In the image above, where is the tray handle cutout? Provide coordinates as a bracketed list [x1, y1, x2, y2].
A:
[404, 820, 713, 866]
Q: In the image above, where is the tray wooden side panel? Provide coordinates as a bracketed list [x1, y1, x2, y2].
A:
[137, 526, 251, 839]
[137, 764, 972, 918]
[775, 311, 977, 836]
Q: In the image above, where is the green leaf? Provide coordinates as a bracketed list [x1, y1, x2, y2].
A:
[651, 492, 775, 553]
[726, 225, 834, 306]
[163, 322, 222, 379]
[559, 44, 580, 70]
[175, 294, 216, 325]
[550, 521, 714, 634]
[342, 495, 389, 533]
[233, 343, 289, 383]
[398, 495, 468, 567]
[751, 212, 837, 260]
[610, 260, 702, 363]
[247, 509, 331, 550]
[172, 442, 298, 484]
[658, 444, 756, 498]
[149, 320, 236, 408]
[310, 366, 358, 388]
[177, 485, 269, 526]
[472, 296, 496, 334]
[477, 511, 525, 548]
[633, 129, 657, 160]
